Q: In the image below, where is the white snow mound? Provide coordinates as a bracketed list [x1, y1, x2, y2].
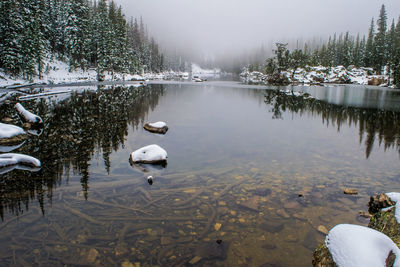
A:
[0, 123, 26, 138]
[130, 144, 167, 163]
[15, 103, 43, 124]
[386, 192, 400, 223]
[0, 153, 41, 168]
[326, 224, 400, 267]
[148, 121, 167, 128]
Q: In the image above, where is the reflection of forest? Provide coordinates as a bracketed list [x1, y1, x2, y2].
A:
[0, 85, 164, 219]
[264, 89, 400, 159]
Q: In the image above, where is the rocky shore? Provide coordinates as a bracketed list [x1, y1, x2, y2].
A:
[241, 65, 396, 88]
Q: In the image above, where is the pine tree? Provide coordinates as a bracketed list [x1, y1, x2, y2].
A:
[19, 0, 46, 80]
[387, 20, 396, 85]
[93, 0, 112, 80]
[65, 0, 89, 70]
[353, 34, 361, 67]
[0, 0, 24, 76]
[364, 18, 375, 67]
[374, 4, 387, 74]
[342, 32, 353, 67]
[392, 17, 400, 87]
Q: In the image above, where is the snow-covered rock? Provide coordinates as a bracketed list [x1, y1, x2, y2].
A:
[15, 103, 43, 126]
[0, 123, 27, 145]
[0, 153, 41, 168]
[143, 121, 168, 134]
[129, 144, 168, 164]
[326, 224, 400, 267]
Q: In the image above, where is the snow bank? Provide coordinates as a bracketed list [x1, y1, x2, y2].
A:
[0, 58, 148, 87]
[326, 224, 400, 267]
[0, 153, 41, 168]
[386, 192, 400, 223]
[15, 103, 43, 125]
[129, 144, 167, 164]
[0, 123, 26, 139]
[240, 65, 390, 86]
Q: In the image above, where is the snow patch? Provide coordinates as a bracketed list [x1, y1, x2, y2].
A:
[0, 58, 147, 87]
[130, 144, 167, 164]
[0, 123, 26, 139]
[326, 224, 400, 267]
[149, 121, 167, 128]
[386, 192, 400, 223]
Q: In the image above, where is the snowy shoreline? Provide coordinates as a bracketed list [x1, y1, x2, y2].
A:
[241, 65, 399, 89]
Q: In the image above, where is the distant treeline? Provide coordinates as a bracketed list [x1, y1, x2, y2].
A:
[0, 0, 164, 80]
[248, 5, 400, 86]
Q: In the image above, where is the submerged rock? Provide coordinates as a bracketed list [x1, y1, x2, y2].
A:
[143, 121, 168, 134]
[253, 187, 272, 196]
[195, 241, 229, 260]
[237, 196, 260, 212]
[343, 188, 358, 195]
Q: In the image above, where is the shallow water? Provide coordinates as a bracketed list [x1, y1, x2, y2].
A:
[1, 82, 400, 266]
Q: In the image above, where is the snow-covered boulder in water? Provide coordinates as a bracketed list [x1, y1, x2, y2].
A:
[0, 153, 41, 174]
[0, 153, 41, 168]
[129, 144, 167, 164]
[15, 103, 44, 127]
[143, 121, 168, 134]
[326, 224, 400, 267]
[0, 122, 27, 145]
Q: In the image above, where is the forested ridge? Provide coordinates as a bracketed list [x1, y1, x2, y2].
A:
[0, 0, 164, 81]
[248, 5, 400, 86]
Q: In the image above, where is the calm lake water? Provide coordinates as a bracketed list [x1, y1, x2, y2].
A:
[1, 81, 400, 266]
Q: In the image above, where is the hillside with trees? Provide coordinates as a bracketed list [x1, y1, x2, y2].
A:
[0, 0, 164, 81]
[244, 5, 400, 87]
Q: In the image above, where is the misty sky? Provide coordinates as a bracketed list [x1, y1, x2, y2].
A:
[114, 0, 400, 57]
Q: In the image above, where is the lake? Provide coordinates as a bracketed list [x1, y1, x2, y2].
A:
[1, 81, 400, 266]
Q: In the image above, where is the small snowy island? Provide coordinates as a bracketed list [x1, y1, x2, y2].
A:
[129, 144, 168, 165]
[143, 121, 169, 134]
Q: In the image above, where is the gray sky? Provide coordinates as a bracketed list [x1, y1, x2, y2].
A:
[114, 0, 400, 57]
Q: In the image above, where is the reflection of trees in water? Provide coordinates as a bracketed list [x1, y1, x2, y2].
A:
[264, 89, 400, 159]
[0, 85, 164, 219]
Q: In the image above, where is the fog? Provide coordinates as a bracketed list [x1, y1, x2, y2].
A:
[114, 0, 400, 60]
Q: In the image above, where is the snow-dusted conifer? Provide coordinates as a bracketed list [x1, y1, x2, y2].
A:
[374, 4, 387, 74]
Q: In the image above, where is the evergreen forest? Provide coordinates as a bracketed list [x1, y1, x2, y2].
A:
[0, 0, 164, 81]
